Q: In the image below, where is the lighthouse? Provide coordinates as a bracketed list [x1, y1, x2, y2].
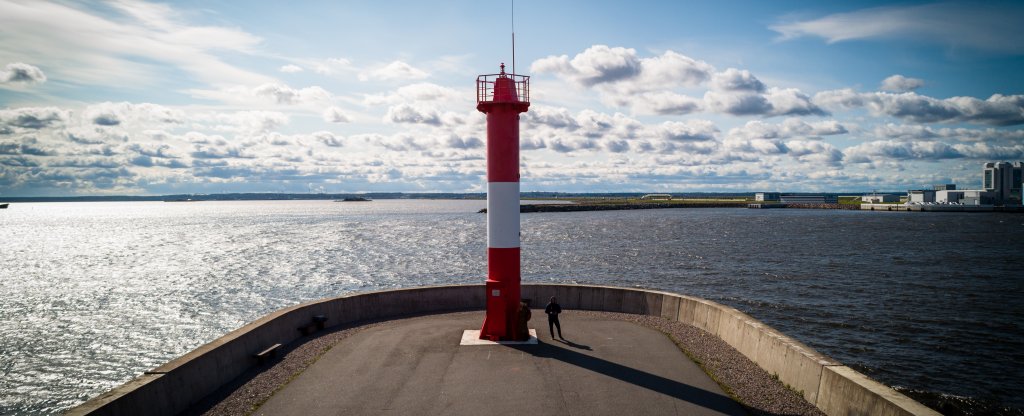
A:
[477, 63, 530, 341]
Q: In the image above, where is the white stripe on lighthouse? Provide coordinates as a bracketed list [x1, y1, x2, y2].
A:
[487, 181, 520, 248]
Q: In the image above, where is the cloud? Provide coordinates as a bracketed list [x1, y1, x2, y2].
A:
[313, 131, 344, 147]
[385, 104, 441, 126]
[363, 82, 463, 106]
[728, 119, 849, 141]
[532, 46, 712, 90]
[279, 64, 303, 73]
[785, 140, 844, 165]
[208, 111, 289, 134]
[358, 60, 428, 81]
[770, 2, 1024, 54]
[815, 89, 1024, 126]
[532, 45, 825, 118]
[82, 102, 185, 126]
[880, 75, 924, 92]
[871, 123, 1024, 143]
[0, 136, 55, 156]
[322, 106, 351, 123]
[655, 120, 718, 142]
[1, 62, 46, 85]
[313, 57, 353, 75]
[704, 87, 825, 117]
[711, 68, 765, 92]
[532, 45, 641, 86]
[630, 92, 703, 115]
[0, 1, 272, 88]
[524, 106, 580, 130]
[0, 107, 70, 129]
[444, 135, 483, 149]
[252, 83, 331, 105]
[847, 140, 1024, 163]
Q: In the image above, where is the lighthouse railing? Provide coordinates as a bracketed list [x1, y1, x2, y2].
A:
[476, 73, 530, 104]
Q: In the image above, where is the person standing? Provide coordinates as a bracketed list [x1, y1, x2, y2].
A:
[545, 296, 563, 339]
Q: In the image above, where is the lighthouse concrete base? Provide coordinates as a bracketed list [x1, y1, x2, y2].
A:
[460, 329, 537, 345]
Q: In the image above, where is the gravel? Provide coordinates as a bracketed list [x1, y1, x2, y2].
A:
[195, 311, 823, 416]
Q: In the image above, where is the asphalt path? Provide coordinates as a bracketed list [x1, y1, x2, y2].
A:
[255, 311, 745, 416]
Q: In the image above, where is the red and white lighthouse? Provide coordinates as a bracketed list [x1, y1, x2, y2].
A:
[477, 63, 530, 341]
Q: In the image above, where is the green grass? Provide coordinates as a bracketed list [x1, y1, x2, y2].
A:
[568, 197, 751, 206]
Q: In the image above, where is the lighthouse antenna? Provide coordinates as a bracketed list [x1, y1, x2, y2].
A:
[512, 0, 515, 75]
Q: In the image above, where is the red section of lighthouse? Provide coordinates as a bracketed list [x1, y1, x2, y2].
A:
[477, 64, 530, 341]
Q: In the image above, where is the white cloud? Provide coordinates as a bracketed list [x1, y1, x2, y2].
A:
[728, 119, 849, 141]
[532, 45, 825, 118]
[312, 57, 354, 75]
[358, 60, 429, 81]
[629, 92, 703, 115]
[0, 1, 272, 87]
[252, 83, 331, 105]
[279, 64, 303, 73]
[82, 102, 185, 126]
[322, 106, 351, 123]
[532, 45, 641, 86]
[208, 111, 289, 134]
[0, 107, 70, 129]
[711, 68, 765, 92]
[770, 2, 1024, 54]
[363, 82, 463, 106]
[814, 89, 1024, 126]
[654, 120, 719, 142]
[385, 104, 441, 126]
[532, 46, 712, 91]
[705, 88, 825, 117]
[880, 75, 924, 92]
[1, 62, 46, 85]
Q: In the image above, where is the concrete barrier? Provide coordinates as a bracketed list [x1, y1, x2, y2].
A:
[68, 284, 938, 416]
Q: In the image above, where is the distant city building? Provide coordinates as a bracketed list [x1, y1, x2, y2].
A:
[936, 190, 993, 206]
[932, 184, 956, 191]
[640, 193, 672, 200]
[908, 190, 936, 204]
[755, 192, 780, 202]
[983, 161, 1023, 205]
[780, 194, 838, 204]
[861, 194, 899, 203]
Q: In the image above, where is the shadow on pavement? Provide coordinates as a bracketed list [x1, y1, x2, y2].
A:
[555, 338, 592, 350]
[510, 340, 746, 416]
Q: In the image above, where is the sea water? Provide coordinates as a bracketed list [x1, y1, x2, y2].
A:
[0, 200, 1021, 414]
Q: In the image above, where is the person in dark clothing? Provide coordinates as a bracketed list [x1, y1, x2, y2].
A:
[544, 296, 563, 339]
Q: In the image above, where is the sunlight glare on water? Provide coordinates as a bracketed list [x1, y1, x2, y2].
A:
[0, 200, 1021, 414]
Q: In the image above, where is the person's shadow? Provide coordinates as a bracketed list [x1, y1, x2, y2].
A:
[555, 337, 591, 350]
[509, 339, 746, 415]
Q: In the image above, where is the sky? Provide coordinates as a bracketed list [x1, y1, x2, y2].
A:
[1, 0, 1023, 196]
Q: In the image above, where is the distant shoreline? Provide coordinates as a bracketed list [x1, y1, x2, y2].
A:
[0, 191, 873, 203]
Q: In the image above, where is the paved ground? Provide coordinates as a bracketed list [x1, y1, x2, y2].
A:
[254, 311, 745, 416]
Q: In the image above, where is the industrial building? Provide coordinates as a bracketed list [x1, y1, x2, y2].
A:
[779, 194, 838, 204]
[983, 162, 1023, 205]
[755, 192, 780, 202]
[908, 190, 936, 204]
[861, 194, 900, 203]
[905, 161, 1020, 206]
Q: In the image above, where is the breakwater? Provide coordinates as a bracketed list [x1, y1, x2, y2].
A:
[68, 284, 938, 416]
[478, 202, 747, 213]
[782, 203, 860, 210]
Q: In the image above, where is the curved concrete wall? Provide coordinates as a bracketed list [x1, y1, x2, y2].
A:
[68, 284, 938, 416]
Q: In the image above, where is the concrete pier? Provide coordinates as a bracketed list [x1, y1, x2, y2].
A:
[68, 284, 939, 416]
[253, 311, 745, 415]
